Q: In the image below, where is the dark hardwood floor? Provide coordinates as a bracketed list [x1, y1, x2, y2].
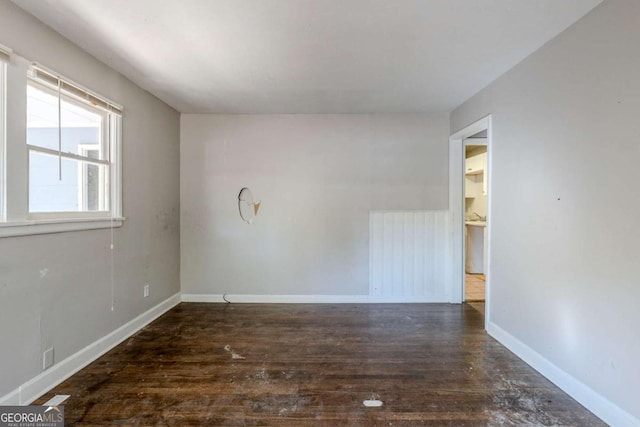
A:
[35, 303, 604, 426]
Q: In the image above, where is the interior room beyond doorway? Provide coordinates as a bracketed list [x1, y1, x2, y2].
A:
[464, 134, 488, 303]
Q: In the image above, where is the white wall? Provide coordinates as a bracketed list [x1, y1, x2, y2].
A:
[451, 0, 640, 422]
[0, 1, 180, 398]
[181, 114, 449, 297]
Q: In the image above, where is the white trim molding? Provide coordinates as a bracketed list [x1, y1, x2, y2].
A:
[449, 115, 493, 327]
[488, 322, 639, 427]
[0, 217, 124, 238]
[181, 294, 450, 304]
[0, 293, 181, 405]
[0, 389, 20, 407]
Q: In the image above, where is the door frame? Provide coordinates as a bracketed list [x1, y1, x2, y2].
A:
[448, 115, 492, 329]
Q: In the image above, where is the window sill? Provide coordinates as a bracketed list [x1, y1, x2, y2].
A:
[0, 217, 125, 238]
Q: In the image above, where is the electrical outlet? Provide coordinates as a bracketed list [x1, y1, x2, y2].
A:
[43, 347, 54, 370]
[143, 284, 150, 298]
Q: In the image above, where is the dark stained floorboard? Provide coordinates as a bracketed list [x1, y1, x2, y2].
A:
[34, 303, 605, 426]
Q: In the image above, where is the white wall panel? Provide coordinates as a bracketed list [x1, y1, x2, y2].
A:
[370, 211, 448, 301]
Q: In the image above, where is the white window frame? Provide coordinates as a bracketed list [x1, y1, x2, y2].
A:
[0, 52, 124, 238]
[0, 53, 7, 222]
[77, 143, 106, 212]
[26, 78, 112, 219]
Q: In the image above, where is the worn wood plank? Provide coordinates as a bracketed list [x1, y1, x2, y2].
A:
[34, 303, 604, 426]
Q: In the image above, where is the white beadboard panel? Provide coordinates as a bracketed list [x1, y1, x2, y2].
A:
[370, 211, 449, 301]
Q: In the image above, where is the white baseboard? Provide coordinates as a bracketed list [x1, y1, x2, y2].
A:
[0, 389, 20, 406]
[0, 293, 181, 406]
[487, 321, 639, 427]
[181, 294, 448, 303]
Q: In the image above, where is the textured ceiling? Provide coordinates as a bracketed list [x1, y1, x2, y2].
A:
[13, 0, 602, 113]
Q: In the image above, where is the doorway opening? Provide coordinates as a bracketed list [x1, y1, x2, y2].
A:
[449, 116, 491, 326]
[463, 137, 488, 314]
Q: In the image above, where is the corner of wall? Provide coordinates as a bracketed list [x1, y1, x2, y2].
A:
[487, 321, 639, 427]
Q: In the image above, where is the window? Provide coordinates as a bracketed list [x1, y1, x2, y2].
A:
[0, 44, 9, 221]
[77, 144, 104, 212]
[0, 51, 123, 237]
[26, 72, 114, 216]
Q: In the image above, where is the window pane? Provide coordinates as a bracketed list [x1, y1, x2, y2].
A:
[29, 150, 108, 213]
[27, 82, 106, 159]
[86, 163, 100, 211]
[82, 148, 102, 212]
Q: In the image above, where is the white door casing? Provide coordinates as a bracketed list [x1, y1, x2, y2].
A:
[449, 115, 492, 328]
